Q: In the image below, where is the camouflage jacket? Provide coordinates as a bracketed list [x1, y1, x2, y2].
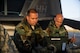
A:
[46, 20, 68, 51]
[14, 18, 48, 53]
[0, 24, 19, 53]
[15, 18, 47, 43]
[46, 20, 68, 37]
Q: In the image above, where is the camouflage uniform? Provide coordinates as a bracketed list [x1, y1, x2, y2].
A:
[46, 20, 68, 53]
[14, 18, 48, 53]
[0, 24, 19, 53]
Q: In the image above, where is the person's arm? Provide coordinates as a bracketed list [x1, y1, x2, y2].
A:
[14, 23, 32, 53]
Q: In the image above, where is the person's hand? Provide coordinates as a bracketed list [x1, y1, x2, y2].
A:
[70, 36, 76, 43]
[24, 40, 31, 49]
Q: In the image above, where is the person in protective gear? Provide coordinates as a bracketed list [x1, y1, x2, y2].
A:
[14, 9, 48, 53]
[46, 14, 76, 53]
